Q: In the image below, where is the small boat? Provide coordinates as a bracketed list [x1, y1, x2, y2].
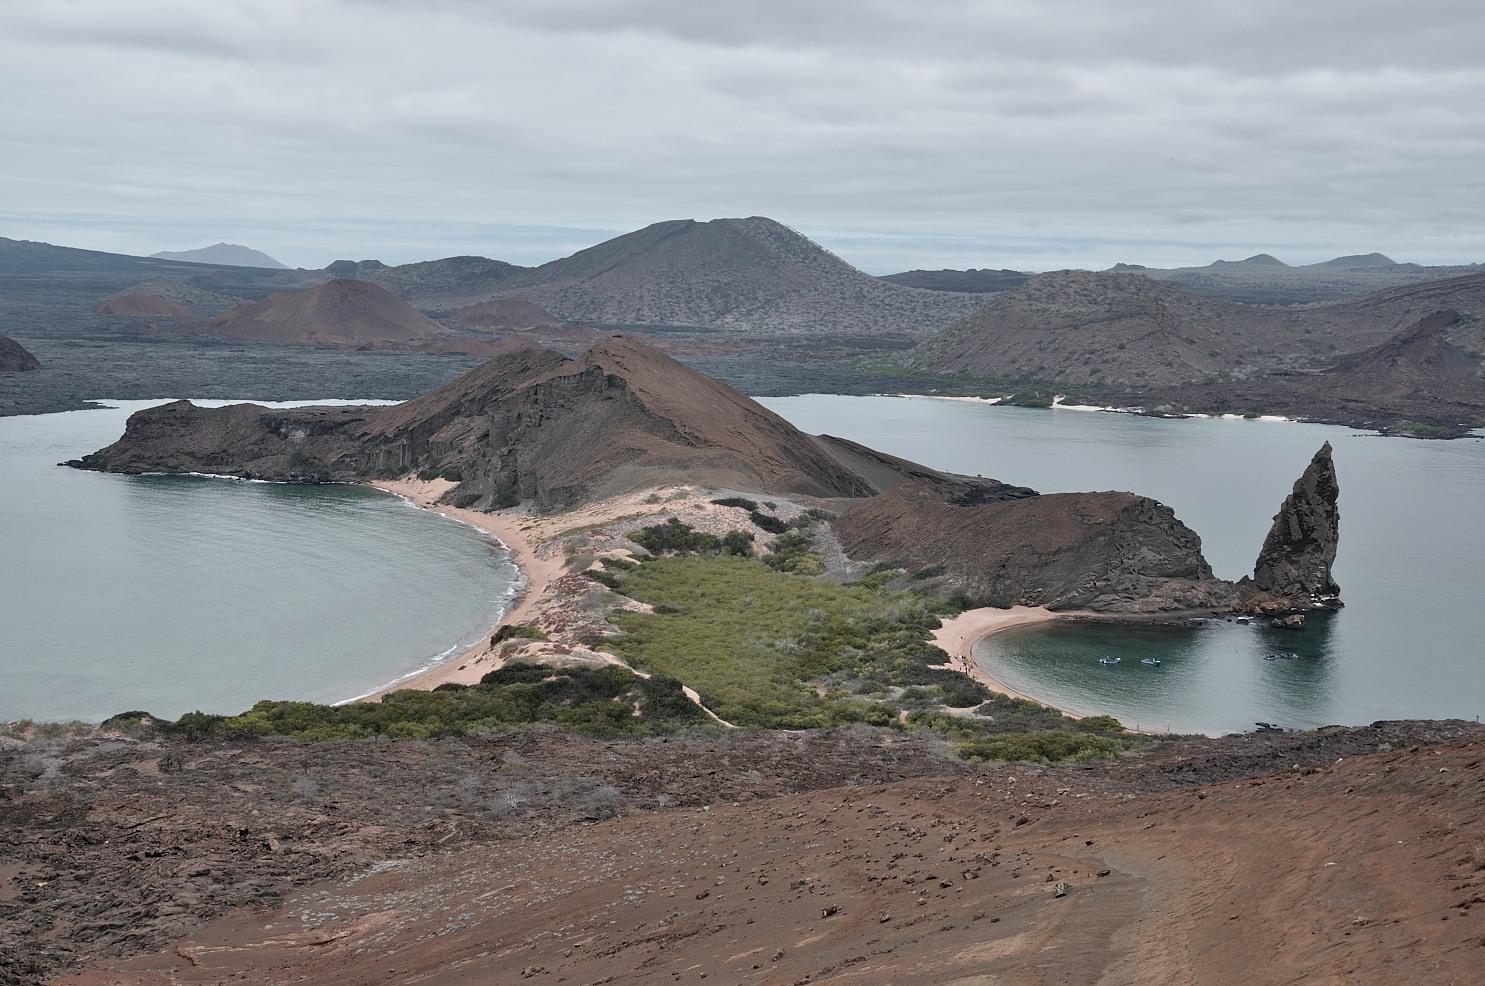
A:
[1140, 658, 1162, 667]
[1263, 651, 1300, 662]
[1098, 656, 1121, 666]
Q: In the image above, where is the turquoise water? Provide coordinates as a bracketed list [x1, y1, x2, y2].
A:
[0, 401, 519, 723]
[763, 396, 1485, 734]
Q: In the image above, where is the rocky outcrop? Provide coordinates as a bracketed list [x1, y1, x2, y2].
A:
[836, 482, 1237, 613]
[1251, 442, 1341, 601]
[0, 334, 41, 371]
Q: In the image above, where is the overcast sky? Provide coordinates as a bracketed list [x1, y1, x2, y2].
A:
[3, 0, 1483, 272]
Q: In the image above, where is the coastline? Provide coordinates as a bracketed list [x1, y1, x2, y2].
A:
[933, 606, 1079, 714]
[934, 605, 1166, 731]
[360, 478, 560, 697]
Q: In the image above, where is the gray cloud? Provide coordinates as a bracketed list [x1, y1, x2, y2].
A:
[2, 0, 1482, 271]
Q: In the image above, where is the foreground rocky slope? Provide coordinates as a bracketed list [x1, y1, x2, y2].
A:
[8, 720, 1480, 985]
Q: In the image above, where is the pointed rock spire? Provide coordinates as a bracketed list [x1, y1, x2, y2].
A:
[1252, 442, 1340, 600]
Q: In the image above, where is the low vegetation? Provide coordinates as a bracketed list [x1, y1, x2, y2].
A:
[152, 663, 708, 741]
[628, 518, 755, 556]
[601, 553, 1139, 765]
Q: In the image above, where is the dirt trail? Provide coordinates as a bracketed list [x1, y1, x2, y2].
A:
[50, 733, 1485, 985]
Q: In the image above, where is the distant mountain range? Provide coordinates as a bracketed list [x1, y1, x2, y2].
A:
[888, 252, 1483, 306]
[349, 217, 983, 339]
[879, 268, 1034, 293]
[909, 269, 1485, 388]
[149, 243, 288, 269]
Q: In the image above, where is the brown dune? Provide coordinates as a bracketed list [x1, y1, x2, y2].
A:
[93, 293, 195, 318]
[447, 296, 561, 331]
[156, 279, 448, 349]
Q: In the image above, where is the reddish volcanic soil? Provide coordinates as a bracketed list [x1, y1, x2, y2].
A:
[33, 723, 1485, 986]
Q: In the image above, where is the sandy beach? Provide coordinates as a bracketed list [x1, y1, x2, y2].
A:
[363, 478, 559, 696]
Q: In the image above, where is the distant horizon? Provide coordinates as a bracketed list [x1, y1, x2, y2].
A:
[5, 218, 1481, 278]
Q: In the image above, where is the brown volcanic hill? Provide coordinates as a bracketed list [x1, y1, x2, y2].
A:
[158, 279, 449, 349]
[93, 293, 195, 318]
[907, 270, 1279, 387]
[879, 268, 1034, 293]
[448, 296, 560, 331]
[1131, 310, 1485, 435]
[1320, 309, 1485, 401]
[365, 255, 529, 309]
[909, 270, 1485, 392]
[1315, 271, 1485, 359]
[493, 217, 984, 339]
[0, 334, 41, 371]
[74, 336, 879, 510]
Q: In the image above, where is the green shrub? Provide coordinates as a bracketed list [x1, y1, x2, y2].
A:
[748, 510, 790, 534]
[763, 530, 823, 575]
[583, 569, 622, 589]
[630, 518, 723, 555]
[1073, 714, 1125, 734]
[492, 624, 548, 645]
[955, 731, 1124, 764]
[167, 663, 710, 742]
[711, 496, 758, 511]
[722, 530, 755, 556]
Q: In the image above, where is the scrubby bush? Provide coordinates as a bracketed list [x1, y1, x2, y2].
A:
[763, 531, 824, 575]
[171, 663, 710, 742]
[721, 530, 755, 556]
[711, 496, 758, 511]
[492, 624, 548, 645]
[630, 518, 722, 555]
[748, 510, 790, 534]
[955, 731, 1124, 764]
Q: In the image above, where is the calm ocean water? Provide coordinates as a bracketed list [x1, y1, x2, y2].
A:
[763, 396, 1485, 735]
[0, 401, 518, 723]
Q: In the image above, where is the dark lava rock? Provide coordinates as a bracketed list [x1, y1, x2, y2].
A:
[0, 334, 41, 372]
[836, 481, 1239, 613]
[1252, 442, 1340, 601]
